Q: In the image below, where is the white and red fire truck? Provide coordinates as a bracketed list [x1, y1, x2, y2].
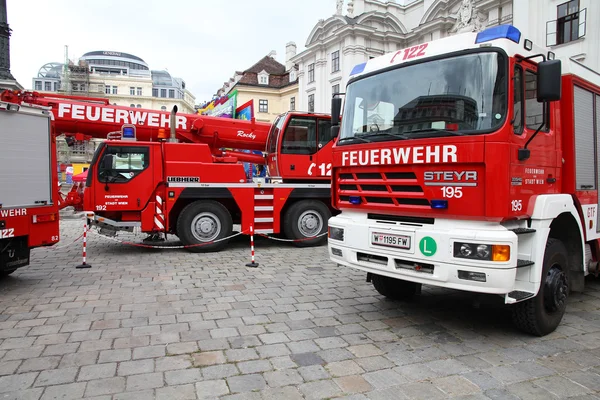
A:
[0, 100, 59, 275]
[328, 24, 600, 336]
[1, 90, 335, 253]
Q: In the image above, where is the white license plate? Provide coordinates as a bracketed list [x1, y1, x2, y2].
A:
[371, 232, 411, 249]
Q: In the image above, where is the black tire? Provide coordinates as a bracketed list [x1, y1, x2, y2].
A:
[512, 238, 570, 336]
[176, 201, 233, 253]
[372, 274, 420, 300]
[283, 200, 331, 247]
[0, 269, 17, 277]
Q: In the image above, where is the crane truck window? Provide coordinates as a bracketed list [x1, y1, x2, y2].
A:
[281, 118, 317, 155]
[98, 146, 149, 183]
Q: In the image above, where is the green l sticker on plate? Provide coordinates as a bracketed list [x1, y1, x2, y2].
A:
[419, 236, 437, 257]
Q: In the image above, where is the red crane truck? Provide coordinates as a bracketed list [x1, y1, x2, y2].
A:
[1, 90, 335, 253]
[0, 100, 59, 276]
[327, 24, 600, 336]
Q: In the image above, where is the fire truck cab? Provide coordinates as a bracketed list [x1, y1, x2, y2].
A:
[328, 25, 600, 336]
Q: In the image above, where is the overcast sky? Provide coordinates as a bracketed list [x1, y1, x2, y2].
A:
[6, 0, 335, 103]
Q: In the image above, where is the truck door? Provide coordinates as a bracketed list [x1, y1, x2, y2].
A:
[314, 118, 334, 178]
[509, 61, 558, 213]
[92, 144, 158, 213]
[278, 116, 318, 179]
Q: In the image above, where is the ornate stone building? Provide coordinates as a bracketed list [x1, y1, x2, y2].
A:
[291, 0, 513, 114]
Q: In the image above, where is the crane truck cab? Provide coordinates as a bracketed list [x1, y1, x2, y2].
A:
[85, 111, 336, 252]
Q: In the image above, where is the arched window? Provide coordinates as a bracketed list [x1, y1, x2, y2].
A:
[161, 106, 167, 111]
[130, 104, 135, 108]
[137, 104, 142, 108]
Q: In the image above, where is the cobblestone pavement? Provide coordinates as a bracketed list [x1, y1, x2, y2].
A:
[0, 218, 599, 400]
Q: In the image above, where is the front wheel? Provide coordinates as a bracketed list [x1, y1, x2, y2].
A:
[283, 200, 331, 247]
[512, 238, 570, 336]
[176, 201, 233, 253]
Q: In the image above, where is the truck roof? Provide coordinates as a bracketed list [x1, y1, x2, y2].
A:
[349, 25, 562, 81]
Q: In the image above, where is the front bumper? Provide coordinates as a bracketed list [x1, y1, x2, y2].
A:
[328, 213, 519, 295]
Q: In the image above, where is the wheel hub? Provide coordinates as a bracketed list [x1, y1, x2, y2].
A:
[544, 265, 568, 313]
[298, 210, 323, 237]
[191, 212, 221, 242]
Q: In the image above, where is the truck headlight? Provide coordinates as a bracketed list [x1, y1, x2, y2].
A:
[328, 226, 344, 241]
[454, 242, 510, 262]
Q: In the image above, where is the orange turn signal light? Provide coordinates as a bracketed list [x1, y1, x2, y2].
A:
[492, 245, 510, 262]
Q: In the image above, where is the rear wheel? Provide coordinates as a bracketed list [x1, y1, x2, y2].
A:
[512, 238, 570, 336]
[177, 201, 233, 253]
[372, 274, 420, 300]
[283, 200, 331, 247]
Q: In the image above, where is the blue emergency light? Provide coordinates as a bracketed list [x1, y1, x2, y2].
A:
[430, 200, 448, 209]
[349, 196, 362, 205]
[475, 25, 521, 45]
[350, 62, 366, 76]
[121, 125, 136, 141]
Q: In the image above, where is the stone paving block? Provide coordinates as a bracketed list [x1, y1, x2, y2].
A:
[286, 339, 320, 354]
[201, 363, 240, 380]
[99, 349, 132, 363]
[156, 384, 197, 400]
[505, 381, 559, 399]
[126, 372, 164, 391]
[225, 348, 259, 362]
[132, 345, 165, 359]
[164, 368, 202, 385]
[433, 375, 481, 397]
[40, 382, 86, 400]
[42, 343, 80, 356]
[237, 359, 273, 374]
[347, 343, 384, 358]
[227, 374, 267, 393]
[34, 367, 78, 387]
[335, 375, 373, 394]
[118, 359, 155, 376]
[192, 350, 226, 366]
[290, 352, 325, 367]
[298, 365, 330, 381]
[196, 379, 230, 399]
[0, 372, 38, 393]
[396, 381, 447, 400]
[0, 388, 44, 400]
[532, 375, 591, 397]
[166, 341, 198, 355]
[326, 359, 365, 377]
[78, 363, 117, 381]
[299, 379, 343, 400]
[59, 351, 99, 368]
[256, 344, 290, 358]
[263, 369, 303, 387]
[2, 346, 45, 361]
[113, 390, 155, 400]
[85, 377, 127, 397]
[362, 369, 407, 389]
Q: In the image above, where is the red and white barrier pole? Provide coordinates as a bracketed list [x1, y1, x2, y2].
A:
[245, 225, 259, 268]
[76, 220, 92, 269]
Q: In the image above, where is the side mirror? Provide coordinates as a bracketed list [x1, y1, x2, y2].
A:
[537, 59, 561, 102]
[331, 126, 340, 143]
[331, 97, 342, 127]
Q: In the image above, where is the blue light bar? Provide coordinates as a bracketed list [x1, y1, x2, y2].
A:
[122, 126, 135, 139]
[349, 196, 362, 205]
[430, 200, 448, 209]
[350, 62, 366, 76]
[475, 24, 521, 44]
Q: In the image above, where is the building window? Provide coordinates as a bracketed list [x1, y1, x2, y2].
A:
[161, 89, 167, 98]
[332, 84, 340, 95]
[152, 88, 158, 97]
[130, 87, 135, 96]
[308, 63, 315, 83]
[259, 75, 268, 85]
[53, 82, 59, 91]
[259, 99, 268, 113]
[169, 89, 175, 98]
[331, 50, 340, 73]
[547, 0, 586, 46]
[137, 104, 142, 108]
[308, 94, 315, 112]
[137, 87, 142, 96]
[130, 104, 135, 108]
[112, 86, 118, 94]
[44, 82, 52, 91]
[290, 97, 295, 111]
[34, 81, 42, 91]
[161, 106, 167, 111]
[105, 85, 111, 94]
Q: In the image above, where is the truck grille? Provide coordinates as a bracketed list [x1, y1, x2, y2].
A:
[338, 171, 430, 209]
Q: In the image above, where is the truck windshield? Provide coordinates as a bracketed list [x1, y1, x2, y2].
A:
[339, 52, 507, 144]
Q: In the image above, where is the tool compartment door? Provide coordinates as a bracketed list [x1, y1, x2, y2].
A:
[0, 104, 52, 208]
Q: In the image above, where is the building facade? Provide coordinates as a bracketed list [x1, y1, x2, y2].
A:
[292, 0, 597, 114]
[215, 47, 299, 123]
[32, 50, 197, 114]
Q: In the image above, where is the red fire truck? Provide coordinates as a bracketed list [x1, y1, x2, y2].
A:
[0, 100, 59, 276]
[328, 24, 600, 336]
[1, 90, 335, 253]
